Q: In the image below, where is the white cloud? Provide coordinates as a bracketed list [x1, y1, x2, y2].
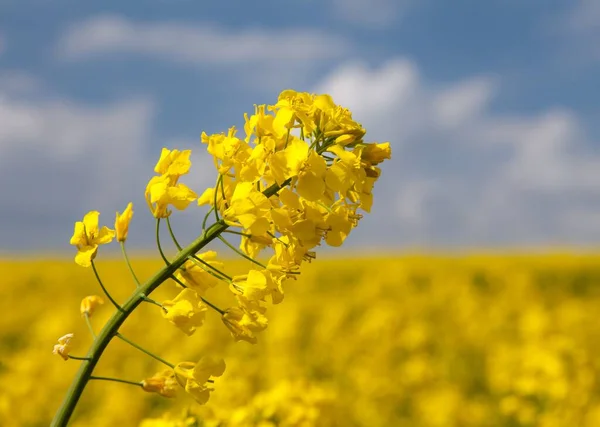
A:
[545, 0, 600, 64]
[315, 58, 600, 246]
[57, 15, 350, 64]
[0, 72, 156, 249]
[329, 0, 410, 28]
[566, 0, 600, 34]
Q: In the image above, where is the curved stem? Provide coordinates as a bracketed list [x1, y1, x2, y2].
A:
[120, 242, 141, 287]
[68, 355, 91, 361]
[91, 261, 122, 311]
[141, 295, 165, 311]
[214, 175, 223, 222]
[156, 219, 170, 265]
[90, 376, 142, 388]
[83, 313, 96, 339]
[201, 297, 225, 315]
[165, 216, 183, 250]
[50, 220, 228, 427]
[218, 235, 266, 268]
[202, 207, 214, 232]
[267, 231, 289, 247]
[52, 181, 288, 427]
[224, 229, 253, 238]
[167, 217, 231, 281]
[116, 332, 174, 369]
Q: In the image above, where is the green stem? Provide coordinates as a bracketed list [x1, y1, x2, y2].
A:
[167, 216, 232, 281]
[52, 182, 287, 427]
[50, 220, 228, 427]
[83, 313, 96, 339]
[218, 235, 266, 268]
[120, 242, 141, 287]
[224, 229, 253, 238]
[214, 175, 223, 222]
[156, 219, 170, 265]
[116, 332, 175, 369]
[165, 216, 182, 250]
[219, 174, 228, 209]
[89, 376, 142, 388]
[267, 231, 288, 247]
[91, 261, 122, 311]
[201, 297, 225, 315]
[202, 207, 214, 232]
[68, 355, 91, 361]
[141, 295, 165, 311]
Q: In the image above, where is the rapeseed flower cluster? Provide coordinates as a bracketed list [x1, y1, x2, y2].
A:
[50, 89, 390, 425]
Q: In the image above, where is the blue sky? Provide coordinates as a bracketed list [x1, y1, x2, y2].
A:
[0, 0, 599, 252]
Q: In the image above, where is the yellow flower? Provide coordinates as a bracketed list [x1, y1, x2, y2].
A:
[361, 142, 391, 165]
[154, 148, 192, 177]
[174, 356, 226, 404]
[142, 369, 178, 398]
[222, 297, 268, 344]
[69, 211, 115, 267]
[115, 202, 133, 242]
[222, 182, 271, 235]
[230, 269, 284, 303]
[80, 295, 105, 317]
[145, 175, 198, 218]
[174, 251, 224, 295]
[162, 289, 207, 336]
[53, 333, 74, 361]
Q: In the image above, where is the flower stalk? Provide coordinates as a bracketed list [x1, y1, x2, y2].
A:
[51, 219, 228, 427]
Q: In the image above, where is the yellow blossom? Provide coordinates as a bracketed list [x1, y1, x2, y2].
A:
[174, 251, 224, 295]
[174, 357, 226, 404]
[80, 295, 105, 317]
[69, 211, 115, 267]
[222, 297, 268, 344]
[142, 369, 179, 398]
[223, 182, 271, 235]
[154, 148, 192, 177]
[53, 333, 74, 361]
[115, 202, 133, 242]
[162, 289, 207, 336]
[145, 175, 198, 218]
[361, 142, 391, 165]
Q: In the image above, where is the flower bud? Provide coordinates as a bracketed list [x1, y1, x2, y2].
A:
[53, 333, 74, 361]
[115, 202, 134, 242]
[142, 369, 178, 398]
[80, 295, 105, 317]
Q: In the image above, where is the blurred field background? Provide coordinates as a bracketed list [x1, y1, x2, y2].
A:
[3, 254, 600, 426]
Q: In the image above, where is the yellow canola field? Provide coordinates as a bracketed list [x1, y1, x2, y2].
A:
[2, 254, 600, 427]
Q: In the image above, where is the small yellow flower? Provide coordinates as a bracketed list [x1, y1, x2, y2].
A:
[174, 356, 226, 404]
[361, 142, 391, 165]
[222, 297, 268, 344]
[154, 148, 192, 177]
[142, 369, 178, 398]
[80, 295, 105, 317]
[69, 211, 115, 267]
[145, 175, 198, 218]
[162, 289, 207, 336]
[53, 333, 74, 361]
[115, 202, 134, 242]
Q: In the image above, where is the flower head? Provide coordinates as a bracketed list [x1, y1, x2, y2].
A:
[69, 211, 115, 267]
[115, 202, 134, 242]
[222, 297, 268, 344]
[142, 369, 179, 398]
[174, 356, 226, 404]
[53, 333, 74, 361]
[162, 289, 207, 336]
[80, 295, 105, 317]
